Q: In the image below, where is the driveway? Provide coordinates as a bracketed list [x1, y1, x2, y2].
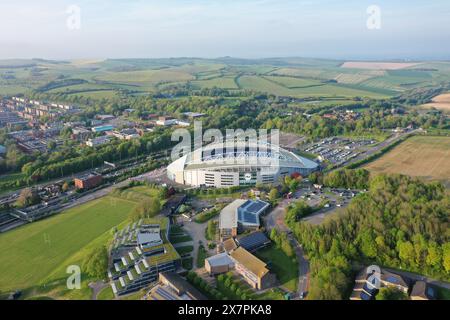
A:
[181, 218, 216, 269]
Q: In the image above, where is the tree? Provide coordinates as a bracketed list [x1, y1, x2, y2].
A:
[443, 243, 450, 273]
[62, 182, 70, 192]
[398, 241, 416, 267]
[82, 246, 108, 279]
[15, 188, 39, 208]
[129, 198, 162, 221]
[268, 188, 279, 203]
[376, 287, 408, 300]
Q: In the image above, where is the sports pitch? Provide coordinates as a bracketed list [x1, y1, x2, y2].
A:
[0, 196, 135, 292]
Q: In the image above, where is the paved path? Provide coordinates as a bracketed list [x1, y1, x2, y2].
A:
[173, 241, 194, 248]
[182, 219, 215, 268]
[89, 281, 109, 300]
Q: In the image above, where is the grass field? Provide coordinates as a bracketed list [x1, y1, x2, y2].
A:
[0, 194, 136, 294]
[255, 245, 298, 292]
[363, 136, 450, 184]
[1, 58, 450, 100]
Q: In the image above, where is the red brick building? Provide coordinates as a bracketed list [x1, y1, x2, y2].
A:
[74, 173, 102, 190]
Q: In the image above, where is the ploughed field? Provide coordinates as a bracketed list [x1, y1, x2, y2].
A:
[363, 136, 450, 185]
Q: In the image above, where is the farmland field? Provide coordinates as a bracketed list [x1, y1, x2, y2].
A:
[422, 93, 450, 112]
[237, 75, 391, 98]
[0, 195, 136, 293]
[1, 58, 450, 100]
[341, 61, 420, 70]
[363, 136, 450, 184]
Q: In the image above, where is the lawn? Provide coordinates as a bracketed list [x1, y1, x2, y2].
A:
[255, 245, 298, 292]
[196, 245, 208, 268]
[97, 286, 115, 300]
[363, 135, 450, 185]
[0, 196, 135, 292]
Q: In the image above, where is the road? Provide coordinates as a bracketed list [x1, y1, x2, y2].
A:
[344, 129, 420, 167]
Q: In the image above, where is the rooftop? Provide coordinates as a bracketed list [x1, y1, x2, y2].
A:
[205, 252, 234, 268]
[230, 247, 269, 278]
[237, 200, 269, 226]
[411, 281, 435, 300]
[237, 231, 270, 252]
[223, 238, 238, 253]
[219, 199, 246, 230]
[159, 272, 207, 300]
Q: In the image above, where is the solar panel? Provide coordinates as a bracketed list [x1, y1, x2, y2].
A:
[238, 232, 269, 251]
[246, 201, 267, 213]
[156, 287, 177, 300]
[386, 276, 399, 284]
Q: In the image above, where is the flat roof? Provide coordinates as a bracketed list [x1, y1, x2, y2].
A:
[205, 252, 234, 268]
[159, 272, 207, 300]
[219, 199, 246, 230]
[137, 231, 161, 246]
[230, 247, 269, 278]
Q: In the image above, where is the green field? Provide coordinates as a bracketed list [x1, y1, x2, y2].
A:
[2, 58, 450, 100]
[255, 245, 298, 292]
[0, 195, 136, 295]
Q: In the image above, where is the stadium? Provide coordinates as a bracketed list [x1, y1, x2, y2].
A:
[167, 141, 318, 187]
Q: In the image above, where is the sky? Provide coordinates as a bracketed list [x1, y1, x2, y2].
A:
[0, 0, 449, 60]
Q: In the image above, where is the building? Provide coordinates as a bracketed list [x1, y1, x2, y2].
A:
[205, 252, 235, 275]
[222, 237, 238, 253]
[137, 225, 163, 249]
[350, 267, 411, 300]
[109, 218, 180, 296]
[85, 135, 112, 147]
[219, 199, 269, 240]
[410, 281, 436, 300]
[110, 128, 140, 140]
[146, 272, 207, 300]
[182, 112, 206, 118]
[229, 247, 276, 290]
[160, 194, 187, 216]
[74, 173, 103, 190]
[167, 141, 318, 187]
[236, 231, 271, 252]
[380, 270, 410, 293]
[96, 114, 115, 121]
[91, 125, 114, 133]
[156, 116, 177, 126]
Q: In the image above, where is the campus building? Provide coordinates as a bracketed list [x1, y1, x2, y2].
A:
[146, 272, 207, 300]
[109, 218, 181, 296]
[230, 247, 276, 290]
[205, 235, 276, 290]
[219, 199, 269, 240]
[167, 141, 318, 188]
